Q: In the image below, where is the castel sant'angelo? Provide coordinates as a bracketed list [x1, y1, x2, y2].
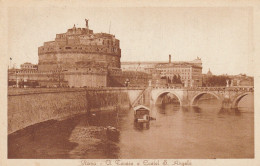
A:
[8, 19, 150, 87]
[38, 19, 121, 72]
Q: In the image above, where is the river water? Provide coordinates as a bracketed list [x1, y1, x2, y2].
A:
[8, 95, 254, 159]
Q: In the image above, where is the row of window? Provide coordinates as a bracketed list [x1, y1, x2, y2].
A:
[162, 72, 191, 75]
[162, 74, 191, 80]
[158, 68, 191, 72]
[16, 71, 37, 74]
[21, 65, 37, 69]
[41, 46, 119, 53]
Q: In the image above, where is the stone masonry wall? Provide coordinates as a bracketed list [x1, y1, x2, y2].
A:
[8, 89, 131, 134]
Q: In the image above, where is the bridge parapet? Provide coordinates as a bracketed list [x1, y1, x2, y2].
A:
[152, 86, 254, 92]
[188, 86, 254, 92]
[152, 86, 183, 90]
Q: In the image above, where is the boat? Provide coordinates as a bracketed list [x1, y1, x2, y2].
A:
[133, 105, 151, 123]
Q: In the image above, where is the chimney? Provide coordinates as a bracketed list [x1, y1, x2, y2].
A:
[169, 54, 171, 64]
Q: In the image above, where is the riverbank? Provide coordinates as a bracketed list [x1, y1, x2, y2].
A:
[8, 112, 121, 159]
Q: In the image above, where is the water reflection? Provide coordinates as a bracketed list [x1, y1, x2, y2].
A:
[134, 122, 150, 130]
[157, 104, 180, 115]
[192, 106, 202, 113]
[218, 108, 242, 116]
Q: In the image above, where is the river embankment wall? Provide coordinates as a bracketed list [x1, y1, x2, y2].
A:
[8, 88, 143, 134]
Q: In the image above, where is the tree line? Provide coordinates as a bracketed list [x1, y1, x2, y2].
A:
[202, 75, 231, 87]
[161, 75, 182, 84]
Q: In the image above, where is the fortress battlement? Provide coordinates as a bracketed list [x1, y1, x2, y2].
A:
[37, 20, 121, 72]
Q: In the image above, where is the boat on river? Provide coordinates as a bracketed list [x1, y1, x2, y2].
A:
[133, 105, 151, 123]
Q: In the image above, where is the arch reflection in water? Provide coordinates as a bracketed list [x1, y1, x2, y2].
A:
[218, 108, 243, 116]
[191, 106, 202, 113]
[155, 92, 181, 108]
[192, 93, 222, 108]
[156, 104, 181, 115]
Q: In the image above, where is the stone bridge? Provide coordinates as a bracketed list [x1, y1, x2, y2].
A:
[134, 86, 254, 109]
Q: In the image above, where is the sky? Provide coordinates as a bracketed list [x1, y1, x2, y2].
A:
[7, 7, 254, 75]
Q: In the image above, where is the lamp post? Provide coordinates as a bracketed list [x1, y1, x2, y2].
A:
[16, 70, 18, 88]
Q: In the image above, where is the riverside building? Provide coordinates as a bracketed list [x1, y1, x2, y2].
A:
[121, 55, 203, 87]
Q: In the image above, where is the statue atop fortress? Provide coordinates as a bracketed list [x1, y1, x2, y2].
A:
[85, 19, 89, 28]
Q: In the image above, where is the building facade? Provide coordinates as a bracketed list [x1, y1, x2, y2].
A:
[121, 56, 203, 87]
[107, 70, 151, 87]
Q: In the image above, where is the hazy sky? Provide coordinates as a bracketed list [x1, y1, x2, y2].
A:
[8, 7, 253, 75]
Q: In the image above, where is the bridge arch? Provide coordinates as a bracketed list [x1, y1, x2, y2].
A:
[191, 91, 221, 106]
[231, 92, 252, 108]
[155, 91, 182, 106]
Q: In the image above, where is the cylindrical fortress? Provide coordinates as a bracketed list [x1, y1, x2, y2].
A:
[38, 23, 121, 72]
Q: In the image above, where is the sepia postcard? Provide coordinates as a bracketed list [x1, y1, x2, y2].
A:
[0, 0, 260, 166]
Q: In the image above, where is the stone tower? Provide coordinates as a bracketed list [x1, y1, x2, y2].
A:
[37, 20, 121, 72]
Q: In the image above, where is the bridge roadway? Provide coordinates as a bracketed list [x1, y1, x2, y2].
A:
[133, 86, 254, 109]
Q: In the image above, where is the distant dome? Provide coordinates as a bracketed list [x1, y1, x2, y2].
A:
[207, 69, 212, 75]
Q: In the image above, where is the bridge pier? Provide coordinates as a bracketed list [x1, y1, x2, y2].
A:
[221, 99, 233, 109]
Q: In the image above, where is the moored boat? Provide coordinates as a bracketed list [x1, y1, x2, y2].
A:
[133, 105, 151, 123]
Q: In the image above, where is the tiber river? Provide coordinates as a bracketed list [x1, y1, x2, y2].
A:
[8, 94, 254, 159]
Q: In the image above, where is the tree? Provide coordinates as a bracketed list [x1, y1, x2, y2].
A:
[177, 74, 182, 84]
[173, 75, 177, 83]
[206, 75, 231, 87]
